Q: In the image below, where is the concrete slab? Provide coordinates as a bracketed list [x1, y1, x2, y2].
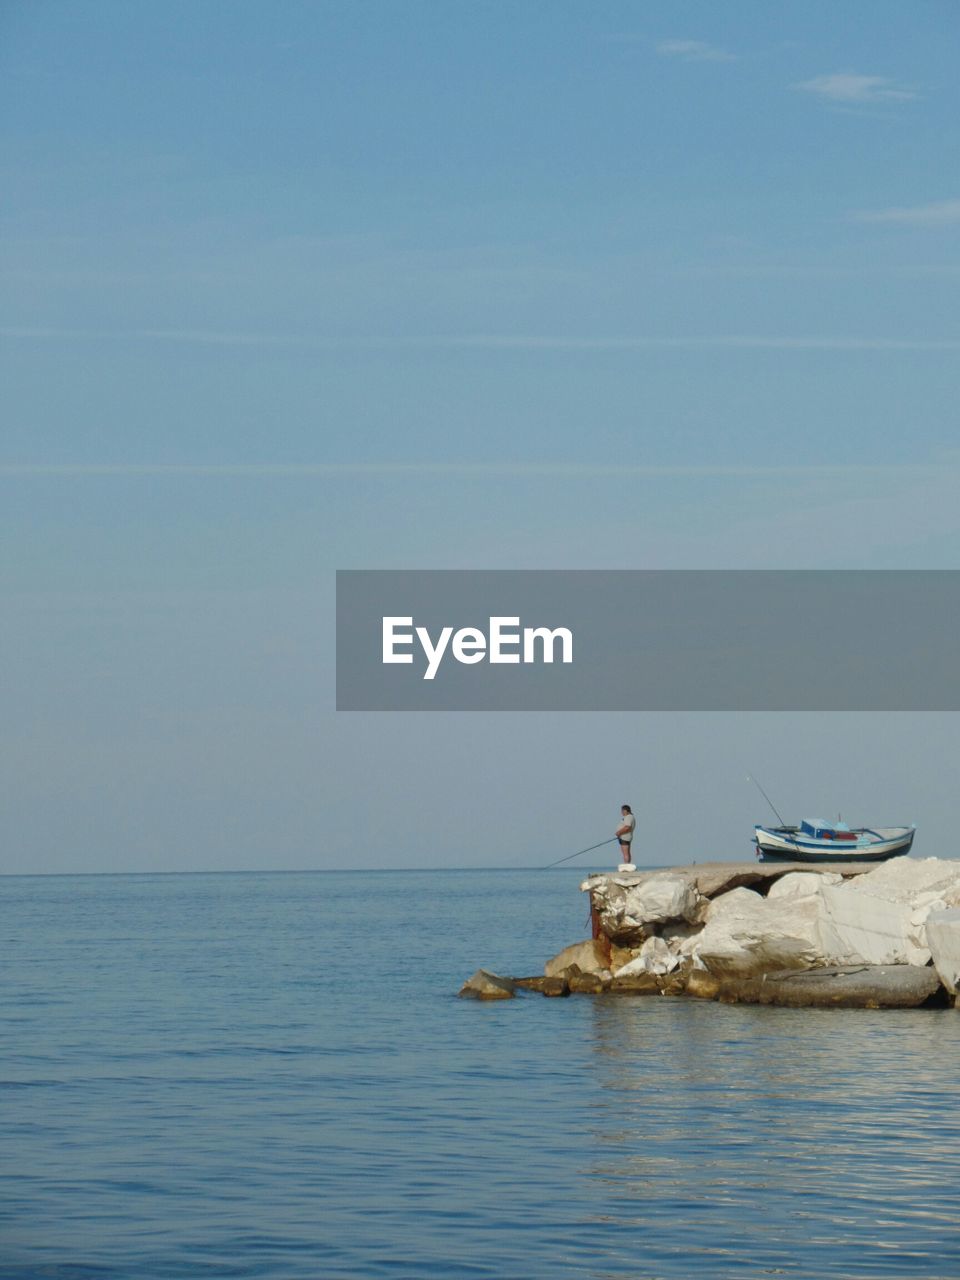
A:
[582, 860, 882, 900]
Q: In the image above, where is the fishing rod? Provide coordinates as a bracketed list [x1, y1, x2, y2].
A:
[747, 773, 803, 857]
[541, 836, 619, 871]
[747, 774, 786, 827]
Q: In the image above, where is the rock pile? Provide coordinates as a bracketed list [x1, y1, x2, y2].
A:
[459, 857, 960, 1009]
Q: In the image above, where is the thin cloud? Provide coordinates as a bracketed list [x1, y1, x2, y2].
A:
[656, 39, 737, 63]
[3, 328, 959, 352]
[0, 462, 947, 480]
[0, 327, 343, 348]
[851, 198, 960, 227]
[794, 72, 916, 103]
[424, 335, 960, 352]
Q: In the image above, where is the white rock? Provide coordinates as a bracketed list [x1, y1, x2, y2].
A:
[661, 920, 704, 957]
[856, 855, 960, 903]
[925, 908, 960, 995]
[627, 873, 702, 925]
[816, 882, 919, 965]
[587, 855, 960, 975]
[703, 886, 764, 921]
[907, 894, 949, 958]
[767, 871, 841, 900]
[614, 935, 678, 978]
[694, 887, 824, 976]
[676, 932, 704, 958]
[585, 872, 703, 944]
[816, 858, 960, 967]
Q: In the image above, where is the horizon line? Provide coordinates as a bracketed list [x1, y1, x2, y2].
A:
[0, 864, 612, 878]
[3, 326, 960, 352]
[0, 460, 955, 479]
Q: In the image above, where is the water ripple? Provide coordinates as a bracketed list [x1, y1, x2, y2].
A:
[2, 870, 959, 1278]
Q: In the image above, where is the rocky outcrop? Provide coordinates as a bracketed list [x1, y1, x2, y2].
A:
[461, 857, 960, 1009]
[586, 856, 960, 985]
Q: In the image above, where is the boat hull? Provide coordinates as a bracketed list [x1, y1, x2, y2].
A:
[754, 825, 915, 864]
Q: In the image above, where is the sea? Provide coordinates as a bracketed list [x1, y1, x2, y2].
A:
[2, 868, 959, 1279]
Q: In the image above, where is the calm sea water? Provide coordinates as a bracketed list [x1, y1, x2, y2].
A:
[2, 868, 959, 1279]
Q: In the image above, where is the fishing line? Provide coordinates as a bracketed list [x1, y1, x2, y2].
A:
[541, 836, 619, 871]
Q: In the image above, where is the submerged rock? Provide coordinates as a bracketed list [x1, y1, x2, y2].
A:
[567, 969, 607, 994]
[512, 975, 551, 992]
[458, 970, 516, 1000]
[685, 968, 722, 1000]
[608, 969, 662, 994]
[711, 964, 944, 1009]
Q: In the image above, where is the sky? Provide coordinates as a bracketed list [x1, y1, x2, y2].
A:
[2, 1, 960, 873]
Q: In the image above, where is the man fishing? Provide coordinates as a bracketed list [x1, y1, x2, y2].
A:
[616, 804, 636, 868]
[541, 805, 639, 870]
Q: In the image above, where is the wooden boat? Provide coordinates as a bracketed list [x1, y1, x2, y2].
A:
[754, 817, 915, 864]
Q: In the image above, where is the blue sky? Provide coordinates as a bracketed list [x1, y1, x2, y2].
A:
[2, 2, 960, 871]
